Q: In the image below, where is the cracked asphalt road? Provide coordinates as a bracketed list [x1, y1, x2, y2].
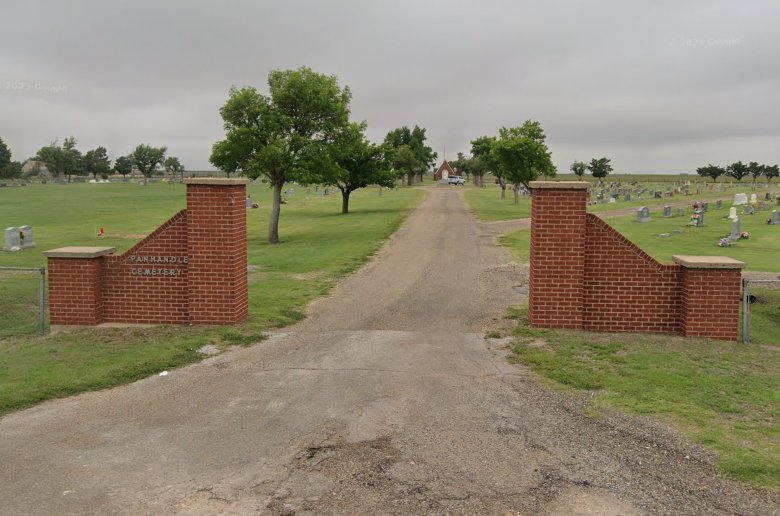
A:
[0, 187, 777, 515]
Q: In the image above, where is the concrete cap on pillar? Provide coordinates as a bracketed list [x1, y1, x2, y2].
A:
[184, 178, 250, 185]
[529, 181, 589, 189]
[673, 255, 746, 269]
[43, 246, 116, 258]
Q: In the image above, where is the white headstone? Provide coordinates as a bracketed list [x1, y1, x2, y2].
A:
[728, 207, 738, 220]
[733, 193, 748, 205]
[18, 225, 35, 249]
[3, 227, 21, 252]
[750, 193, 758, 204]
[730, 218, 741, 241]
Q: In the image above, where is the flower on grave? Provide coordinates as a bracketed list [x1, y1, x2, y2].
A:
[740, 231, 750, 239]
[718, 237, 731, 247]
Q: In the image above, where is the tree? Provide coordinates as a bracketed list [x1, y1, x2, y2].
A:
[83, 146, 111, 180]
[763, 164, 779, 183]
[211, 66, 352, 244]
[0, 137, 22, 179]
[570, 160, 587, 178]
[383, 125, 437, 186]
[62, 137, 84, 183]
[588, 157, 613, 183]
[491, 120, 556, 204]
[131, 144, 166, 185]
[726, 161, 748, 182]
[318, 122, 396, 214]
[114, 155, 133, 180]
[747, 161, 765, 183]
[0, 137, 10, 172]
[696, 164, 726, 182]
[470, 135, 501, 196]
[164, 156, 185, 182]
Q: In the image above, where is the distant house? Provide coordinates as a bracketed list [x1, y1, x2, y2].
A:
[434, 160, 456, 181]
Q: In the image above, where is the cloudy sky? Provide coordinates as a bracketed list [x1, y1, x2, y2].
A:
[1, 0, 778, 174]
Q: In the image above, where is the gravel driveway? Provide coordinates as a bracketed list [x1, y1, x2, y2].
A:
[0, 187, 776, 515]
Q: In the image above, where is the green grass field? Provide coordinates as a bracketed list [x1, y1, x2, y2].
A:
[504, 305, 779, 489]
[0, 182, 423, 414]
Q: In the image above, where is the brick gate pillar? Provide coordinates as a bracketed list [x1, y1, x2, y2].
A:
[185, 178, 249, 325]
[674, 256, 745, 341]
[44, 246, 116, 326]
[528, 181, 589, 329]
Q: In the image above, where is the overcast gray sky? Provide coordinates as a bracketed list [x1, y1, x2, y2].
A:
[1, 0, 778, 174]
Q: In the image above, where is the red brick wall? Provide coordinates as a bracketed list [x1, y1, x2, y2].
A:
[186, 183, 248, 324]
[529, 187, 587, 329]
[680, 268, 741, 340]
[46, 180, 248, 327]
[102, 211, 189, 324]
[48, 258, 103, 325]
[529, 182, 743, 341]
[584, 215, 681, 333]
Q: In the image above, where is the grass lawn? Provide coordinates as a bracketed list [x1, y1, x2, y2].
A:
[0, 182, 423, 414]
[503, 305, 780, 489]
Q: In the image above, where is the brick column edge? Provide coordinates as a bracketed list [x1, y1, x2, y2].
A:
[674, 255, 745, 341]
[528, 181, 589, 329]
[43, 246, 116, 327]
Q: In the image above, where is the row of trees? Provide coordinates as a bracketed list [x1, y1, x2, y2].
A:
[0, 136, 184, 184]
[210, 66, 436, 243]
[570, 157, 614, 182]
[696, 161, 779, 183]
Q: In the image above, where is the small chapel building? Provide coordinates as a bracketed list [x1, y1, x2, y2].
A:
[433, 160, 456, 181]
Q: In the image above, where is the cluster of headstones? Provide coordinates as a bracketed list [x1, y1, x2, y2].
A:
[3, 226, 35, 252]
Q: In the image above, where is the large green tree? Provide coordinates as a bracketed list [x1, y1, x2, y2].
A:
[114, 155, 133, 179]
[764, 164, 779, 183]
[470, 135, 501, 195]
[83, 146, 112, 180]
[491, 121, 556, 204]
[131, 144, 166, 185]
[164, 156, 185, 182]
[211, 67, 351, 244]
[0, 137, 22, 179]
[726, 161, 748, 182]
[383, 125, 437, 186]
[588, 157, 613, 183]
[35, 137, 82, 182]
[696, 164, 726, 182]
[747, 161, 765, 183]
[318, 122, 396, 214]
[570, 160, 587, 178]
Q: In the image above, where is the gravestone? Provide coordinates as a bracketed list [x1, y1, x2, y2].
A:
[770, 210, 779, 225]
[625, 193, 631, 202]
[691, 209, 704, 227]
[743, 205, 755, 215]
[676, 207, 685, 217]
[716, 199, 722, 210]
[662, 205, 672, 218]
[750, 193, 758, 204]
[4, 227, 21, 251]
[18, 225, 35, 248]
[765, 192, 772, 201]
[728, 207, 738, 220]
[733, 193, 748, 205]
[246, 196, 253, 209]
[636, 206, 651, 223]
[729, 218, 741, 241]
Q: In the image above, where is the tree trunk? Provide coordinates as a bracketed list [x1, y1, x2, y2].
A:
[268, 179, 283, 244]
[143, 174, 148, 186]
[341, 188, 351, 214]
[513, 185, 519, 205]
[407, 172, 413, 187]
[499, 178, 506, 199]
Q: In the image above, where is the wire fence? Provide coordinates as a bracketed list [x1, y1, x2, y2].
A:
[742, 278, 780, 344]
[0, 267, 46, 337]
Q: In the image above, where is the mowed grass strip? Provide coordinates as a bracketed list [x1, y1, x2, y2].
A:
[0, 182, 423, 414]
[507, 306, 780, 489]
